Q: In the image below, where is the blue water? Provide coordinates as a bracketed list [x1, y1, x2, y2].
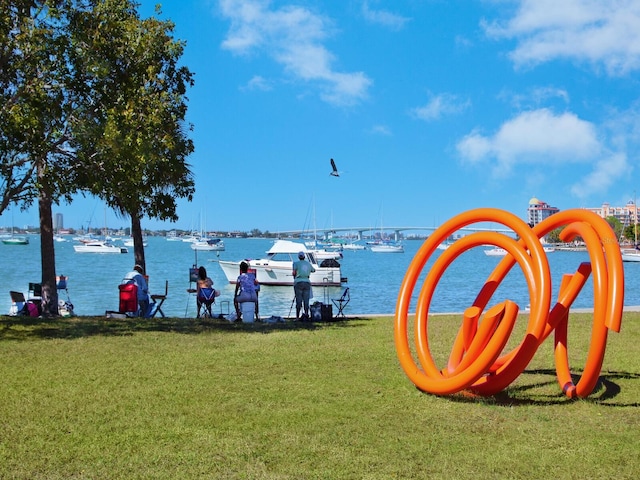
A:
[2, 236, 639, 317]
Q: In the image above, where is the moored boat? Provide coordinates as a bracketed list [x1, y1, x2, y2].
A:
[191, 238, 225, 251]
[73, 241, 128, 254]
[1, 235, 29, 245]
[621, 247, 640, 262]
[370, 242, 404, 253]
[216, 239, 344, 286]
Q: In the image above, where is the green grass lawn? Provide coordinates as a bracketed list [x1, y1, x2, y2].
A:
[0, 313, 638, 479]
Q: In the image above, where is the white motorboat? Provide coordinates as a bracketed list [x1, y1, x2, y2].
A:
[484, 246, 555, 256]
[124, 238, 148, 247]
[190, 238, 225, 251]
[342, 242, 366, 250]
[216, 239, 345, 286]
[73, 241, 128, 253]
[370, 242, 404, 253]
[621, 247, 640, 262]
[484, 247, 507, 256]
[310, 248, 343, 261]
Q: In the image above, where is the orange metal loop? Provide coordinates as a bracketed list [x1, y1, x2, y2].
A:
[394, 208, 624, 398]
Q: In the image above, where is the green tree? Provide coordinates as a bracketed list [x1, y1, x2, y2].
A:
[605, 216, 623, 241]
[0, 0, 194, 314]
[72, 1, 194, 272]
[0, 0, 86, 315]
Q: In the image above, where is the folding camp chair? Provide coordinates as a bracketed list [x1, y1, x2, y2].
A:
[150, 280, 168, 318]
[9, 291, 26, 316]
[56, 275, 74, 316]
[118, 283, 139, 316]
[197, 287, 216, 318]
[332, 287, 350, 318]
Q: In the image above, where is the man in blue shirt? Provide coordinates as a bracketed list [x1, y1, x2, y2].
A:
[292, 251, 315, 320]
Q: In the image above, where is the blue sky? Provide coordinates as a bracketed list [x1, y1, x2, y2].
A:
[4, 0, 640, 233]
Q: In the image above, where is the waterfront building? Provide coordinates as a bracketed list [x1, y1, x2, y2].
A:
[527, 197, 560, 226]
[53, 212, 64, 231]
[582, 200, 638, 226]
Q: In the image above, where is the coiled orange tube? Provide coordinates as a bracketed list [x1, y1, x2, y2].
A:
[394, 208, 624, 398]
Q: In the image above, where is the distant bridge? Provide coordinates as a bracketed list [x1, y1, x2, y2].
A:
[274, 225, 514, 242]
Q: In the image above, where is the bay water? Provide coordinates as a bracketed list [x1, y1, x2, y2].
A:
[2, 236, 639, 318]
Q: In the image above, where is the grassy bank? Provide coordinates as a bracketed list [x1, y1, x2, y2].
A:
[0, 313, 638, 479]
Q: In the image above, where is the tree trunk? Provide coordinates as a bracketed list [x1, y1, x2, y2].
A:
[38, 180, 59, 316]
[131, 211, 146, 272]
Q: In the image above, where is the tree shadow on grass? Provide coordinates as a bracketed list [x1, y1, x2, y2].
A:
[442, 368, 640, 408]
[0, 315, 371, 341]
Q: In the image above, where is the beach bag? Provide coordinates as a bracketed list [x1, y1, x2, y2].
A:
[321, 303, 333, 322]
[310, 302, 322, 322]
[26, 302, 40, 317]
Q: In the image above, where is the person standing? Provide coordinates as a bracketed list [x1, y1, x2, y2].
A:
[292, 251, 315, 320]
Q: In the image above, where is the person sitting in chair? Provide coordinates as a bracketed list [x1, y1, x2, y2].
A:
[196, 266, 219, 317]
[234, 261, 259, 320]
[122, 264, 151, 317]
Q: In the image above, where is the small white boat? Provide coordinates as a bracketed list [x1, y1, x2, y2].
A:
[370, 242, 404, 253]
[310, 248, 343, 261]
[190, 238, 225, 251]
[216, 239, 344, 286]
[484, 246, 556, 256]
[124, 238, 148, 247]
[342, 242, 366, 250]
[621, 247, 640, 262]
[73, 241, 128, 254]
[484, 247, 508, 256]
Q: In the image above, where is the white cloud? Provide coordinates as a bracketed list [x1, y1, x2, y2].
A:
[411, 93, 470, 121]
[570, 152, 630, 198]
[369, 124, 392, 136]
[241, 75, 273, 91]
[483, 0, 640, 75]
[457, 108, 631, 198]
[218, 0, 372, 106]
[456, 108, 601, 174]
[361, 1, 410, 31]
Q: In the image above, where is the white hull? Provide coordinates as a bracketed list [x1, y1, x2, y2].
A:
[484, 246, 555, 256]
[215, 239, 344, 286]
[311, 249, 343, 260]
[621, 248, 640, 262]
[342, 243, 366, 250]
[124, 238, 148, 247]
[370, 243, 404, 253]
[73, 241, 128, 253]
[190, 239, 225, 251]
[484, 247, 507, 256]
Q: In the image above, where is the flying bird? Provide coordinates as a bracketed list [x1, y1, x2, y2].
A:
[330, 158, 340, 177]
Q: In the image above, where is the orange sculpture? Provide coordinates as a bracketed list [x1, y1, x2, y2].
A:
[394, 208, 624, 398]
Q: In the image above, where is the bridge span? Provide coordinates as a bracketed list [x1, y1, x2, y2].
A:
[275, 225, 513, 242]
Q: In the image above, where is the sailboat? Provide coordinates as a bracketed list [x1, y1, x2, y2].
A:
[369, 205, 404, 253]
[1, 214, 29, 245]
[1, 230, 29, 245]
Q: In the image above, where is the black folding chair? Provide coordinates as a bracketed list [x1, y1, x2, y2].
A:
[332, 287, 350, 318]
[150, 280, 168, 318]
